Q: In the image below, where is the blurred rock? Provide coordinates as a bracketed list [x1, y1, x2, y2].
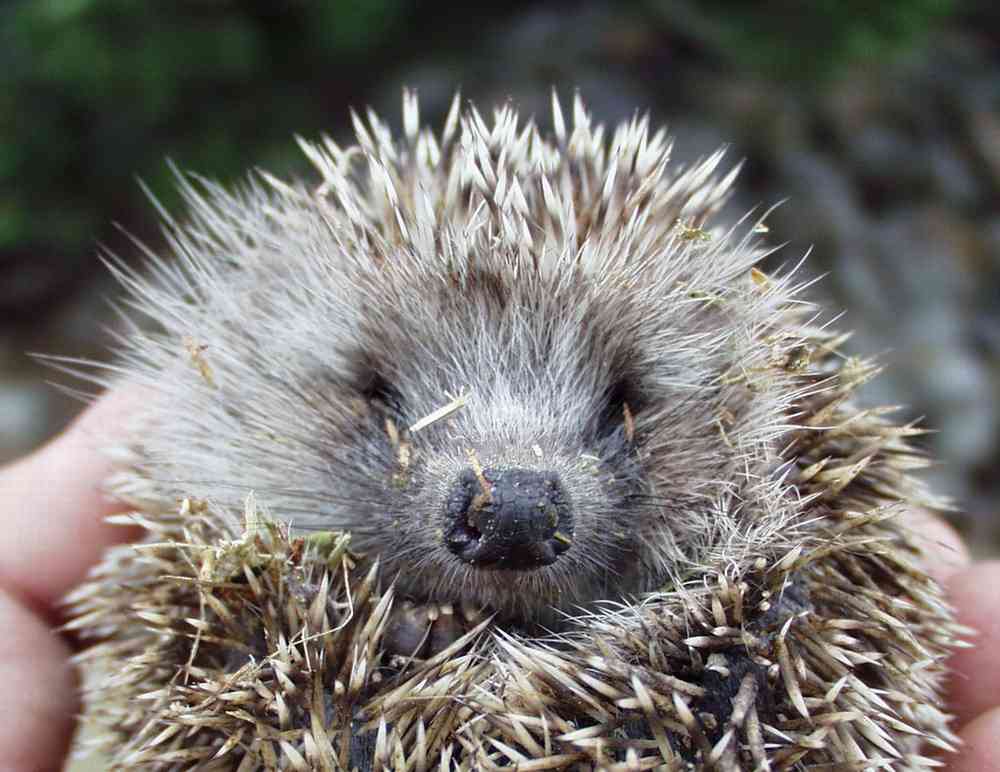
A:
[0, 381, 50, 459]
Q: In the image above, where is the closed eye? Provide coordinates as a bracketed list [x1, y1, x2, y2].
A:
[361, 371, 406, 419]
[593, 378, 642, 444]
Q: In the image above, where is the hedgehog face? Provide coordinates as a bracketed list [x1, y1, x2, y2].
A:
[340, 307, 644, 624]
[315, 265, 743, 629]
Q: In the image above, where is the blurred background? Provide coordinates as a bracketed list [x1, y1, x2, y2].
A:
[1, 0, 998, 560]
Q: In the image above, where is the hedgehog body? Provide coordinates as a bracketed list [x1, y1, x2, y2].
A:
[69, 92, 962, 770]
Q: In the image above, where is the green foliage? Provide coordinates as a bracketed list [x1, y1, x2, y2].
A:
[0, 0, 406, 253]
[653, 0, 956, 82]
[0, 0, 958, 263]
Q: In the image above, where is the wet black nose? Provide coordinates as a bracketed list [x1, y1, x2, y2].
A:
[444, 467, 573, 569]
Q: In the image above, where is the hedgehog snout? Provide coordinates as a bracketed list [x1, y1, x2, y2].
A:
[443, 467, 573, 569]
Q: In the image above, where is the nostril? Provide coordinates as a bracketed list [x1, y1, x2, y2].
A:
[444, 467, 573, 569]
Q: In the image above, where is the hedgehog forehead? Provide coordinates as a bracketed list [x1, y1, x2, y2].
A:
[345, 265, 637, 390]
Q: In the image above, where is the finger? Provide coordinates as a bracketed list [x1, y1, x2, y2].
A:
[900, 508, 971, 587]
[945, 561, 1000, 728]
[0, 586, 77, 771]
[948, 705, 1000, 772]
[0, 389, 141, 615]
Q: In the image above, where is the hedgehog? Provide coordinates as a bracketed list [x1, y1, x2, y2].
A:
[65, 91, 965, 771]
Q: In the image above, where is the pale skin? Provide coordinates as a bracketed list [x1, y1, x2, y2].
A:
[0, 391, 997, 771]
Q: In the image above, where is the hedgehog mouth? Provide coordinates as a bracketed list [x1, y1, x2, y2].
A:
[442, 467, 574, 570]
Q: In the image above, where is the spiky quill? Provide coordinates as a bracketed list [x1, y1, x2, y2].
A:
[66, 91, 965, 770]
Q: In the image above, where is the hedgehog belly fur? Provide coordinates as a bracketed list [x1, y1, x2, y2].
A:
[67, 91, 964, 770]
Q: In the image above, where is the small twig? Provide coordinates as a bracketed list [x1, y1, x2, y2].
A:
[465, 447, 493, 506]
[408, 389, 469, 433]
[622, 402, 635, 443]
[183, 336, 216, 387]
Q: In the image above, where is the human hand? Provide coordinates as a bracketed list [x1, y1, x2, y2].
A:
[0, 391, 996, 771]
[0, 389, 143, 771]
